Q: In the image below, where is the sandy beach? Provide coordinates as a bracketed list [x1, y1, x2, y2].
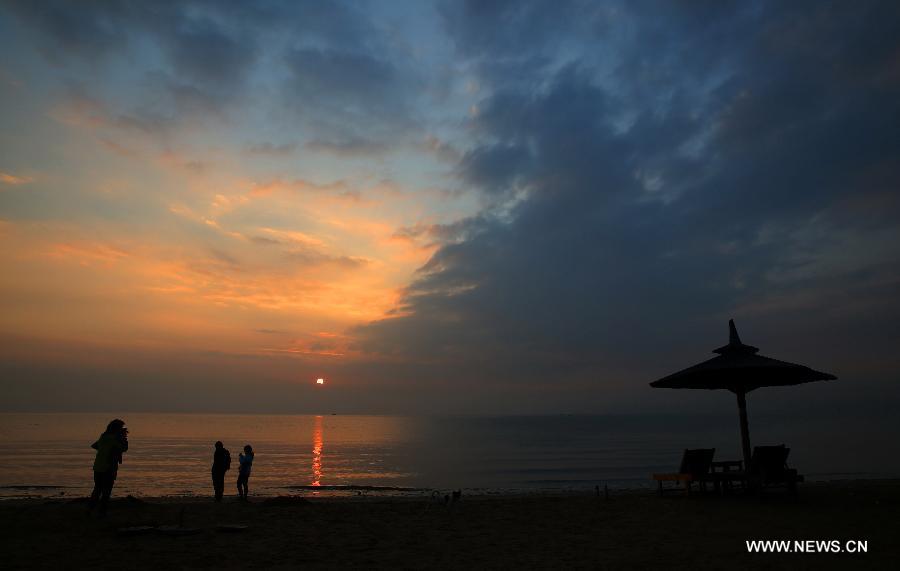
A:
[2, 480, 897, 570]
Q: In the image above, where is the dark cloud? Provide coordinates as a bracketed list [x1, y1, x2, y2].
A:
[6, 1, 256, 85]
[439, 0, 585, 60]
[3, 0, 130, 62]
[3, 0, 262, 146]
[165, 17, 258, 89]
[354, 0, 900, 405]
[245, 142, 298, 156]
[394, 216, 493, 251]
[286, 48, 394, 96]
[3, 0, 395, 139]
[305, 137, 390, 157]
[458, 143, 533, 196]
[282, 47, 419, 138]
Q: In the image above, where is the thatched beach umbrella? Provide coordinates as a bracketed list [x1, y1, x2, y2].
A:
[650, 320, 836, 470]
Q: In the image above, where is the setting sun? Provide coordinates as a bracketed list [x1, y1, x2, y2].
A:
[316, 378, 325, 385]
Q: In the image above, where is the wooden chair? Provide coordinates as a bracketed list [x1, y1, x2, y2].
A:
[653, 448, 715, 495]
[750, 445, 804, 496]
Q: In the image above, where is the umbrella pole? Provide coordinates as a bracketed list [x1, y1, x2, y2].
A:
[736, 389, 752, 471]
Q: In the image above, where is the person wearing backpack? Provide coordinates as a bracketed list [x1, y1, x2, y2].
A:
[211, 441, 231, 501]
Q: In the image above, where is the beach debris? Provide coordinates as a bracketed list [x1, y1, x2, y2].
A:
[156, 525, 202, 536]
[116, 523, 246, 536]
[262, 496, 312, 507]
[116, 526, 157, 536]
[215, 524, 249, 533]
[149, 505, 202, 535]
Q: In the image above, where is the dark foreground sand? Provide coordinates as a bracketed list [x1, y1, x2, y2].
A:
[2, 480, 897, 570]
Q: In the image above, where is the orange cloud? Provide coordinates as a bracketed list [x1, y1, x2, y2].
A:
[255, 330, 358, 359]
[0, 171, 33, 186]
[249, 178, 350, 198]
[1, 221, 403, 356]
[44, 242, 130, 267]
[0, 116, 470, 368]
[257, 227, 326, 248]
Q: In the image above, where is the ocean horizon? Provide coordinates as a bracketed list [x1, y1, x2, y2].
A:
[1, 411, 896, 499]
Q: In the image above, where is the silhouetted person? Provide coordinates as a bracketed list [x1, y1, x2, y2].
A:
[211, 441, 231, 501]
[88, 418, 128, 515]
[236, 444, 254, 500]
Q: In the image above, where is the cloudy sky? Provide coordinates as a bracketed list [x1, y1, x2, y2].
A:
[1, 0, 898, 414]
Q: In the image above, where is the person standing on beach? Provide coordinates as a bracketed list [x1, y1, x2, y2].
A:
[88, 418, 128, 515]
[211, 441, 231, 502]
[236, 444, 254, 500]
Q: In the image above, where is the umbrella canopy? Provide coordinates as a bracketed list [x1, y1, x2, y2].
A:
[650, 319, 836, 470]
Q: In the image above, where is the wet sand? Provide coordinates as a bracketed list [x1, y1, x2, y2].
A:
[1, 480, 897, 570]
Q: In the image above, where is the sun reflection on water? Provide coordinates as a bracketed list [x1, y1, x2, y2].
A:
[312, 415, 323, 486]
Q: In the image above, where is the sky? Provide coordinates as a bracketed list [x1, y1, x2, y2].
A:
[1, 0, 898, 415]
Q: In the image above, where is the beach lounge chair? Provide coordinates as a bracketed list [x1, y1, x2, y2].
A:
[653, 448, 715, 495]
[749, 445, 804, 495]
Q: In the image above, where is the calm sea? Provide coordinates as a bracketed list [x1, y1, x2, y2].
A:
[0, 412, 896, 499]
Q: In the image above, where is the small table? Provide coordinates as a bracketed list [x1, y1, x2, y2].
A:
[710, 460, 744, 494]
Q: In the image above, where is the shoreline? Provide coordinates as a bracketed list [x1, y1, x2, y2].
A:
[5, 477, 896, 506]
[3, 476, 899, 502]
